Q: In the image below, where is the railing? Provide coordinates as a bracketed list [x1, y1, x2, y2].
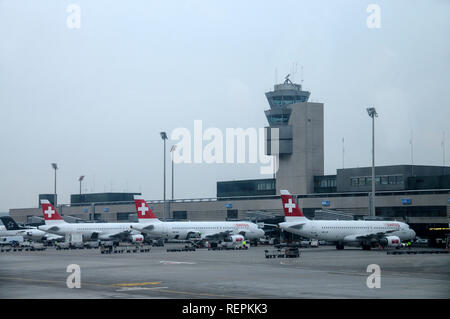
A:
[26, 188, 450, 208]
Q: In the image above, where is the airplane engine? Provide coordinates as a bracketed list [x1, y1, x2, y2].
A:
[230, 235, 244, 243]
[380, 236, 401, 247]
[131, 234, 144, 243]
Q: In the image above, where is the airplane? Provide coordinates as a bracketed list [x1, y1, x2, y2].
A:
[37, 200, 145, 243]
[278, 190, 416, 250]
[130, 196, 265, 245]
[0, 216, 63, 242]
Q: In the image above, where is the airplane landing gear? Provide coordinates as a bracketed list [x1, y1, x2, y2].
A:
[336, 242, 345, 250]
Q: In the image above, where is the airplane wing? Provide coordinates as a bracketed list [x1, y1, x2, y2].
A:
[45, 226, 62, 233]
[95, 230, 132, 241]
[285, 223, 306, 230]
[352, 230, 397, 241]
[134, 224, 155, 233]
[45, 233, 64, 240]
[201, 230, 233, 241]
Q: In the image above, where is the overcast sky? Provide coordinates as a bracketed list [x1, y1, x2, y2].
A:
[0, 0, 449, 211]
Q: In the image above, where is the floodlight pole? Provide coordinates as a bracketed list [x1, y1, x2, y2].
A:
[170, 145, 177, 201]
[366, 108, 378, 217]
[160, 132, 168, 221]
[79, 175, 85, 195]
[371, 114, 375, 217]
[51, 163, 58, 206]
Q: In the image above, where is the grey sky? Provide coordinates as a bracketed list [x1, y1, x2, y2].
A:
[0, 0, 449, 211]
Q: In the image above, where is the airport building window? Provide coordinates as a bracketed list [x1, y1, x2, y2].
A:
[376, 206, 446, 218]
[359, 177, 366, 186]
[227, 209, 238, 219]
[388, 176, 396, 184]
[266, 114, 290, 125]
[173, 211, 187, 220]
[117, 212, 133, 221]
[350, 174, 405, 187]
[314, 176, 337, 193]
[217, 178, 276, 197]
[257, 181, 275, 191]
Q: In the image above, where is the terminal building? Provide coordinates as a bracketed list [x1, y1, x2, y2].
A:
[9, 78, 450, 240]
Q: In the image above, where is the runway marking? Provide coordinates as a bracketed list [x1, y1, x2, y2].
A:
[112, 282, 162, 287]
[159, 260, 196, 265]
[0, 276, 111, 288]
[115, 286, 169, 292]
[0, 276, 244, 298]
[154, 289, 247, 299]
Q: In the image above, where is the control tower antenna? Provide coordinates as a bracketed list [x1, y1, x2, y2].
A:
[284, 73, 292, 84]
[291, 62, 298, 82]
[410, 129, 414, 176]
[301, 65, 304, 85]
[442, 131, 446, 167]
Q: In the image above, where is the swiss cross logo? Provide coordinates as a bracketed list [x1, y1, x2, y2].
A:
[138, 203, 149, 215]
[284, 198, 296, 213]
[44, 207, 55, 218]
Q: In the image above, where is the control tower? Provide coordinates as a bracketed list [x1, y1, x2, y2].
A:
[265, 75, 324, 194]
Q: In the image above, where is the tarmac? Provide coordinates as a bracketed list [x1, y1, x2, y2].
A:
[0, 244, 449, 299]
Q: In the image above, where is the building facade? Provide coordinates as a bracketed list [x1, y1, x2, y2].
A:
[265, 76, 324, 194]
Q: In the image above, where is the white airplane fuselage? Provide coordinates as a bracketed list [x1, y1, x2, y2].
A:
[0, 225, 59, 241]
[38, 222, 142, 241]
[279, 219, 416, 243]
[135, 221, 265, 240]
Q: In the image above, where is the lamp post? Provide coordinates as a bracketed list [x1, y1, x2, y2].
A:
[366, 107, 378, 217]
[160, 132, 168, 221]
[78, 175, 85, 195]
[170, 144, 177, 200]
[51, 163, 58, 206]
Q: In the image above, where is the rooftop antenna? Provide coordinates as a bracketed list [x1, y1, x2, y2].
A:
[410, 130, 414, 176]
[442, 131, 446, 167]
[301, 65, 304, 85]
[284, 73, 292, 84]
[291, 62, 298, 82]
[342, 137, 345, 169]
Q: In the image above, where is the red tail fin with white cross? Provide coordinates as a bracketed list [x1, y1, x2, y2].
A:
[40, 200, 66, 224]
[280, 190, 308, 222]
[134, 196, 161, 223]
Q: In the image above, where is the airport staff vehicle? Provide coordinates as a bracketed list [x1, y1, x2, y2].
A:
[0, 235, 24, 246]
[0, 216, 63, 242]
[278, 190, 416, 250]
[130, 196, 265, 245]
[38, 200, 145, 243]
[264, 247, 300, 258]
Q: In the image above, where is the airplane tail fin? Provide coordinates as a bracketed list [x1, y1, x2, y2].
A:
[134, 196, 161, 223]
[40, 200, 66, 224]
[0, 216, 22, 230]
[280, 190, 309, 222]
